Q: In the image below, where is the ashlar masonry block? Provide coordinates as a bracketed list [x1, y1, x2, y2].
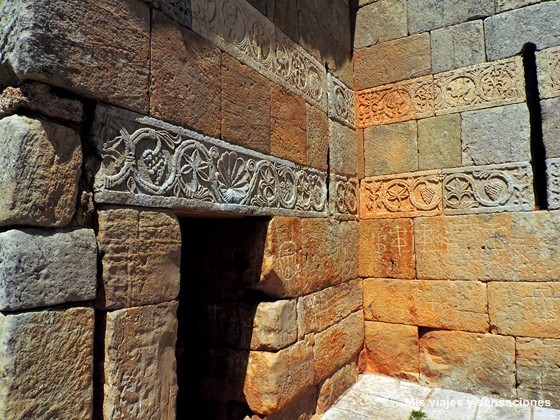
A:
[354, 0, 407, 50]
[542, 97, 560, 158]
[537, 46, 560, 99]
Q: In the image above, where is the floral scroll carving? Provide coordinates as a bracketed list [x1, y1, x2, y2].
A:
[328, 75, 356, 128]
[330, 174, 359, 218]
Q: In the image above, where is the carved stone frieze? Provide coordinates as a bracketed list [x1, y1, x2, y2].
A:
[93, 105, 328, 217]
[146, 0, 192, 28]
[537, 46, 560, 99]
[329, 174, 359, 219]
[328, 74, 355, 129]
[547, 158, 560, 210]
[442, 163, 533, 214]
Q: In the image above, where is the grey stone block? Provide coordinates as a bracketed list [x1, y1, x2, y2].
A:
[354, 0, 407, 49]
[543, 96, 560, 158]
[495, 0, 553, 13]
[0, 228, 97, 311]
[418, 114, 462, 170]
[329, 119, 358, 177]
[485, 2, 560, 60]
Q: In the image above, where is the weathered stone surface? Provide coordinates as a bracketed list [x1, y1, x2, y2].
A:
[486, 2, 560, 60]
[476, 396, 532, 419]
[547, 158, 560, 209]
[489, 282, 560, 338]
[408, 0, 494, 34]
[0, 115, 81, 228]
[359, 219, 416, 279]
[422, 389, 480, 420]
[534, 406, 560, 419]
[314, 311, 364, 383]
[363, 321, 419, 381]
[442, 162, 533, 214]
[354, 33, 431, 90]
[104, 302, 178, 419]
[517, 338, 560, 407]
[354, 0, 407, 49]
[252, 301, 298, 351]
[461, 103, 531, 165]
[330, 120, 357, 176]
[357, 76, 434, 128]
[151, 11, 221, 138]
[363, 279, 489, 332]
[542, 97, 560, 158]
[0, 228, 96, 311]
[329, 174, 359, 219]
[434, 57, 526, 114]
[306, 105, 329, 170]
[97, 207, 180, 309]
[260, 387, 318, 420]
[0, 0, 150, 112]
[147, 0, 192, 28]
[328, 74, 356, 129]
[244, 337, 314, 416]
[364, 121, 418, 176]
[537, 46, 560, 99]
[271, 85, 307, 165]
[419, 331, 516, 398]
[316, 362, 358, 414]
[495, 0, 552, 13]
[361, 171, 443, 219]
[431, 20, 486, 73]
[418, 114, 462, 170]
[0, 308, 94, 419]
[0, 83, 83, 123]
[415, 211, 560, 281]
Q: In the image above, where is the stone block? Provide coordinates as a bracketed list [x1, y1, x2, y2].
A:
[485, 2, 560, 61]
[364, 121, 418, 176]
[547, 158, 560, 209]
[316, 362, 358, 414]
[489, 282, 560, 338]
[542, 97, 560, 158]
[328, 74, 356, 129]
[419, 331, 516, 398]
[495, 0, 552, 13]
[0, 115, 81, 228]
[363, 321, 419, 381]
[329, 174, 360, 219]
[306, 105, 329, 170]
[0, 308, 94, 419]
[330, 120, 357, 176]
[0, 228, 96, 311]
[271, 85, 307, 165]
[104, 302, 178, 419]
[244, 337, 314, 416]
[363, 279, 489, 332]
[97, 207, 181, 309]
[151, 11, 221, 138]
[476, 396, 532, 419]
[354, 0, 407, 49]
[537, 46, 560, 99]
[221, 54, 271, 154]
[517, 338, 560, 406]
[422, 389, 480, 420]
[354, 33, 431, 90]
[418, 114, 462, 170]
[415, 211, 560, 281]
[0, 0, 150, 112]
[461, 103, 531, 165]
[533, 407, 560, 419]
[272, 0, 299, 42]
[147, 0, 192, 28]
[408, 0, 494, 34]
[359, 219, 416, 279]
[431, 20, 486, 73]
[314, 311, 364, 383]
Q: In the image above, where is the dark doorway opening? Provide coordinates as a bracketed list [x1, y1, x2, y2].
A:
[176, 217, 270, 419]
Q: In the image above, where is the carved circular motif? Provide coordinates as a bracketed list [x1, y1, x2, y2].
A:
[444, 76, 477, 106]
[383, 89, 412, 118]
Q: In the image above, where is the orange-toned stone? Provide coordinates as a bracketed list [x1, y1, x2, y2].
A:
[517, 338, 560, 405]
[316, 362, 358, 414]
[359, 219, 415, 279]
[271, 85, 307, 165]
[307, 104, 329, 170]
[363, 321, 419, 381]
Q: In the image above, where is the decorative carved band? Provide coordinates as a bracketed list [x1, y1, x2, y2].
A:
[330, 174, 359, 218]
[547, 158, 560, 210]
[93, 105, 328, 217]
[328, 74, 356, 129]
[537, 46, 560, 99]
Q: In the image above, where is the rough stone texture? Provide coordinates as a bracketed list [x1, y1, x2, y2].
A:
[221, 54, 271, 154]
[363, 321, 419, 381]
[517, 338, 560, 406]
[495, 0, 553, 12]
[418, 114, 462, 170]
[548, 158, 560, 209]
[364, 121, 418, 176]
[316, 362, 358, 414]
[0, 0, 150, 112]
[354, 0, 407, 49]
[244, 337, 314, 416]
[97, 207, 181, 309]
[461, 103, 531, 165]
[0, 115, 82, 228]
[354, 33, 431, 90]
[542, 97, 560, 158]
[485, 2, 560, 61]
[260, 387, 318, 420]
[422, 389, 480, 420]
[327, 74, 356, 129]
[0, 83, 83, 123]
[151, 11, 221, 138]
[363, 279, 489, 332]
[330, 119, 358, 176]
[533, 407, 560, 419]
[306, 105, 329, 170]
[359, 219, 415, 279]
[476, 396, 533, 419]
[271, 85, 307, 165]
[147, 0, 192, 28]
[0, 308, 94, 419]
[537, 46, 560, 99]
[489, 282, 560, 338]
[104, 302, 178, 420]
[431, 20, 486, 73]
[314, 311, 364, 383]
[408, 0, 494, 34]
[414, 211, 560, 281]
[0, 228, 96, 311]
[419, 331, 516, 398]
[252, 301, 298, 351]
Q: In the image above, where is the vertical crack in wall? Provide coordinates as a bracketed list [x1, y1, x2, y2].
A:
[523, 43, 548, 210]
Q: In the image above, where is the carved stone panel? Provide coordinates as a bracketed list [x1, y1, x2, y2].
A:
[537, 46, 560, 99]
[547, 157, 560, 210]
[93, 104, 328, 217]
[146, 0, 192, 28]
[329, 174, 359, 219]
[360, 170, 443, 219]
[327, 74, 355, 129]
[442, 162, 534, 214]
